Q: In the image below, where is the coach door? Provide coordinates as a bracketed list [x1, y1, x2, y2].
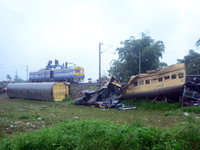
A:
[50, 71, 53, 79]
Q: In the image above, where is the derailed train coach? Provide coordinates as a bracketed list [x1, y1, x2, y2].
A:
[7, 82, 70, 101]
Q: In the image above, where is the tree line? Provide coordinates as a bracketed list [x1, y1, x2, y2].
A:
[108, 33, 200, 82]
[5, 74, 26, 83]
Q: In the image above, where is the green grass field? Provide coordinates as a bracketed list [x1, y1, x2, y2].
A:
[1, 94, 200, 149]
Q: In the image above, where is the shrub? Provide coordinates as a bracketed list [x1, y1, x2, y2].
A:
[121, 99, 181, 111]
[1, 119, 200, 149]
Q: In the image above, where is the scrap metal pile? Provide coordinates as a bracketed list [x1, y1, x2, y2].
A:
[75, 77, 136, 110]
[183, 78, 200, 106]
[75, 77, 121, 108]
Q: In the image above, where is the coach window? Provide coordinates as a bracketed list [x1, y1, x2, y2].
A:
[178, 73, 184, 78]
[134, 81, 138, 86]
[164, 76, 170, 81]
[75, 69, 82, 73]
[158, 77, 163, 82]
[139, 80, 144, 85]
[171, 74, 177, 79]
[145, 79, 150, 84]
[151, 78, 157, 83]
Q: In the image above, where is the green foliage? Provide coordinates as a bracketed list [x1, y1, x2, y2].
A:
[108, 33, 166, 82]
[121, 99, 181, 111]
[19, 115, 30, 119]
[1, 119, 200, 149]
[2, 96, 200, 149]
[6, 74, 12, 80]
[181, 105, 200, 113]
[195, 38, 200, 48]
[62, 96, 74, 105]
[62, 96, 73, 102]
[18, 113, 41, 120]
[177, 49, 200, 75]
[12, 74, 27, 83]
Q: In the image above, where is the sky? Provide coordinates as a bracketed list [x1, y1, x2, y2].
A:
[0, 0, 200, 82]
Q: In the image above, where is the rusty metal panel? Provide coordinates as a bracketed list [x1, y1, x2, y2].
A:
[7, 82, 55, 101]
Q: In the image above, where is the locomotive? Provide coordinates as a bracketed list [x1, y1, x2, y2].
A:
[29, 59, 85, 83]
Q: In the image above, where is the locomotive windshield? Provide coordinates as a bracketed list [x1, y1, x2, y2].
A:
[75, 69, 82, 73]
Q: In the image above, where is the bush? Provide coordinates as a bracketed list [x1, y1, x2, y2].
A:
[18, 115, 30, 119]
[1, 119, 200, 149]
[62, 96, 73, 102]
[182, 106, 200, 113]
[121, 99, 181, 111]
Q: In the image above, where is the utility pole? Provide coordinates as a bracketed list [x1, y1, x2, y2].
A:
[139, 49, 141, 74]
[26, 65, 28, 81]
[99, 42, 113, 86]
[99, 42, 103, 86]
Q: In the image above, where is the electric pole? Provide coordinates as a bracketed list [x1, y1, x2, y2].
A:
[139, 49, 141, 74]
[99, 42, 103, 86]
[99, 42, 113, 86]
[26, 65, 28, 81]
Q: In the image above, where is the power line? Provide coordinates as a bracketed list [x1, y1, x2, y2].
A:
[19, 65, 28, 81]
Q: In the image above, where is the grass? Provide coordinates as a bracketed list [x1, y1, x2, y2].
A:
[1, 118, 200, 149]
[1, 95, 200, 149]
[121, 99, 181, 111]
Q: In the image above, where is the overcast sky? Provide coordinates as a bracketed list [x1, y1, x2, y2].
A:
[0, 0, 200, 82]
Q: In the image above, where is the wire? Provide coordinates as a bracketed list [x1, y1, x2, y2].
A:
[101, 45, 113, 53]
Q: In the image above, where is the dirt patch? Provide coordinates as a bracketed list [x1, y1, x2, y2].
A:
[15, 106, 35, 110]
[0, 94, 12, 102]
[58, 104, 70, 108]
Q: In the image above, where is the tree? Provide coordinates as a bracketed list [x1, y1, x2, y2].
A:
[195, 38, 200, 48]
[108, 33, 166, 82]
[177, 49, 200, 75]
[6, 74, 12, 80]
[14, 75, 20, 82]
[13, 75, 25, 83]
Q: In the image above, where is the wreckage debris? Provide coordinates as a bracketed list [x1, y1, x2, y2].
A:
[182, 81, 200, 106]
[75, 77, 123, 109]
[117, 105, 137, 110]
[0, 88, 7, 94]
[75, 77, 137, 110]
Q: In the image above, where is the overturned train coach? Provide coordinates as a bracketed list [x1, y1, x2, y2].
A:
[7, 82, 70, 101]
